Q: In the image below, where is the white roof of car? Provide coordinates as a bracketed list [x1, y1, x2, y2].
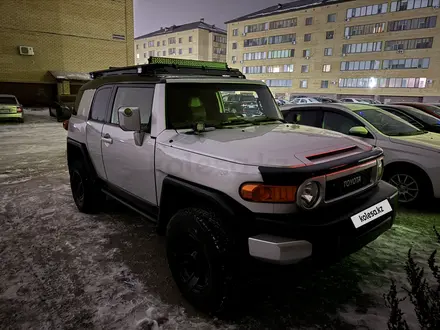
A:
[0, 94, 16, 98]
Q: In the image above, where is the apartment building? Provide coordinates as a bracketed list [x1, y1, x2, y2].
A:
[0, 0, 134, 106]
[135, 19, 227, 64]
[226, 0, 440, 102]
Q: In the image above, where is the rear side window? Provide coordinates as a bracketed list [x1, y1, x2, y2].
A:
[75, 89, 95, 118]
[110, 86, 154, 126]
[286, 110, 320, 126]
[90, 87, 112, 122]
[323, 111, 360, 134]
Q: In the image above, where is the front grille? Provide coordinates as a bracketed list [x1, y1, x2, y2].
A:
[325, 168, 373, 201]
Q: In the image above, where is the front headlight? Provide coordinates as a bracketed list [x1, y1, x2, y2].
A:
[298, 181, 320, 209]
[376, 159, 384, 181]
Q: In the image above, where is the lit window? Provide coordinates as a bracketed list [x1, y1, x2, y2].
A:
[300, 80, 308, 88]
[323, 64, 331, 72]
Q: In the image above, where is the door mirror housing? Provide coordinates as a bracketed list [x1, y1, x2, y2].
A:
[118, 106, 141, 131]
[348, 126, 369, 137]
[117, 106, 145, 146]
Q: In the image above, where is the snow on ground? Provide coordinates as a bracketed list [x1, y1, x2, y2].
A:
[0, 110, 439, 329]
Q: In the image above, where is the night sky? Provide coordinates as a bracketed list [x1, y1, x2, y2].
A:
[134, 0, 295, 37]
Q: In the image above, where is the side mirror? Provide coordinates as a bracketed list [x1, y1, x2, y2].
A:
[118, 106, 145, 146]
[118, 106, 141, 131]
[348, 126, 369, 137]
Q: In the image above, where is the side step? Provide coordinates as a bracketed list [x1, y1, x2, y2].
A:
[101, 189, 157, 223]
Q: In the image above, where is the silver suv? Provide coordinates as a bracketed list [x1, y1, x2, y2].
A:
[67, 57, 398, 313]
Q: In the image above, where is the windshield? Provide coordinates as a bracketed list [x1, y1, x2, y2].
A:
[0, 97, 17, 105]
[166, 83, 282, 129]
[353, 108, 426, 136]
[426, 104, 440, 116]
[400, 107, 440, 126]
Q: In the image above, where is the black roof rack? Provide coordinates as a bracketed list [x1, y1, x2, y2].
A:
[90, 56, 246, 79]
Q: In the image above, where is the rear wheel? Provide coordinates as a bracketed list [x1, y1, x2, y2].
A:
[166, 208, 240, 314]
[69, 161, 103, 213]
[384, 166, 432, 205]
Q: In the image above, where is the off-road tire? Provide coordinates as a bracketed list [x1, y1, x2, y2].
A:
[383, 166, 432, 206]
[166, 208, 239, 314]
[69, 160, 103, 213]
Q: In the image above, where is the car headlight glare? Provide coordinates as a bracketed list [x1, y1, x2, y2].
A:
[298, 181, 320, 209]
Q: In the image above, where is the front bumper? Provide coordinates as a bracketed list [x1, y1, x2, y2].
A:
[248, 181, 398, 265]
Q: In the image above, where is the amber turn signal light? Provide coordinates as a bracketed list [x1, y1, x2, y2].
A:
[240, 183, 297, 203]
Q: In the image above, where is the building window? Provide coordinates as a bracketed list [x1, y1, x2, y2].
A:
[213, 47, 226, 55]
[162, 50, 166, 56]
[267, 64, 294, 73]
[346, 3, 388, 19]
[179, 38, 182, 43]
[269, 18, 297, 29]
[148, 41, 154, 47]
[322, 64, 331, 72]
[266, 49, 295, 59]
[321, 80, 329, 88]
[244, 51, 267, 60]
[300, 80, 308, 88]
[339, 77, 427, 88]
[384, 37, 433, 51]
[189, 36, 193, 42]
[136, 53, 139, 58]
[342, 41, 383, 54]
[214, 35, 227, 44]
[345, 22, 386, 37]
[242, 66, 266, 74]
[143, 43, 146, 48]
[232, 42, 237, 49]
[162, 40, 166, 46]
[143, 53, 147, 58]
[324, 47, 333, 56]
[302, 49, 311, 58]
[168, 48, 176, 55]
[149, 51, 155, 56]
[390, 0, 440, 12]
[305, 17, 313, 25]
[328, 13, 336, 22]
[168, 37, 176, 44]
[284, 64, 294, 72]
[136, 44, 139, 50]
[387, 16, 437, 32]
[178, 49, 182, 55]
[268, 34, 296, 44]
[157, 41, 160, 47]
[233, 29, 238, 36]
[340, 60, 381, 71]
[304, 33, 311, 42]
[245, 22, 268, 33]
[244, 37, 268, 47]
[189, 47, 193, 53]
[232, 55, 237, 62]
[301, 65, 309, 73]
[326, 31, 334, 39]
[383, 58, 430, 69]
[265, 79, 292, 87]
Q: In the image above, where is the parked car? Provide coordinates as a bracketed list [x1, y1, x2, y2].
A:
[222, 92, 262, 116]
[49, 101, 73, 122]
[376, 104, 440, 134]
[314, 97, 339, 103]
[392, 102, 440, 119]
[292, 97, 320, 104]
[275, 99, 293, 106]
[67, 58, 397, 313]
[282, 103, 440, 205]
[0, 94, 24, 123]
[361, 99, 381, 105]
[339, 98, 370, 104]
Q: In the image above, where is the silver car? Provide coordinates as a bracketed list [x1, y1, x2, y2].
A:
[282, 103, 440, 205]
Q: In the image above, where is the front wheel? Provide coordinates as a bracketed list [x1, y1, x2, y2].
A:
[384, 167, 432, 205]
[166, 208, 239, 314]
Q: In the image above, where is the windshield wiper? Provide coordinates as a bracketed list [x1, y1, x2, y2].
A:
[389, 131, 427, 136]
[251, 116, 285, 123]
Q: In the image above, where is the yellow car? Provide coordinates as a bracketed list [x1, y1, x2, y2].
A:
[0, 94, 24, 123]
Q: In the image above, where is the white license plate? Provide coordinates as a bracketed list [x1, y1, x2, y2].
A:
[350, 199, 392, 229]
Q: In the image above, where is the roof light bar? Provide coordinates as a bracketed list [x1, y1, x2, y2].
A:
[148, 56, 228, 70]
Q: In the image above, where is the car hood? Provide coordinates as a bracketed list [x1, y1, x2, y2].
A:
[389, 132, 440, 153]
[158, 123, 373, 167]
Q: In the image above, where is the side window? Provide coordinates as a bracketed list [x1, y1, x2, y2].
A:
[90, 87, 112, 122]
[286, 110, 320, 127]
[386, 109, 423, 129]
[111, 86, 154, 128]
[323, 111, 360, 134]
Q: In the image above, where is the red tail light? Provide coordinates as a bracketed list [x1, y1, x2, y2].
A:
[17, 107, 23, 113]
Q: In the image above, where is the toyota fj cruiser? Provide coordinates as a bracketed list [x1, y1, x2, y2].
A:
[67, 57, 398, 313]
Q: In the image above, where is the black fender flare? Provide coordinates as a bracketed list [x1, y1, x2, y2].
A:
[157, 176, 251, 235]
[67, 138, 97, 180]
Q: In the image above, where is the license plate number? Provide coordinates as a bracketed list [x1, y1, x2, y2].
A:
[350, 200, 392, 229]
[0, 109, 9, 113]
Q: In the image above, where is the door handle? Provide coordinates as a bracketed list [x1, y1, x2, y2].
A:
[101, 133, 113, 144]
